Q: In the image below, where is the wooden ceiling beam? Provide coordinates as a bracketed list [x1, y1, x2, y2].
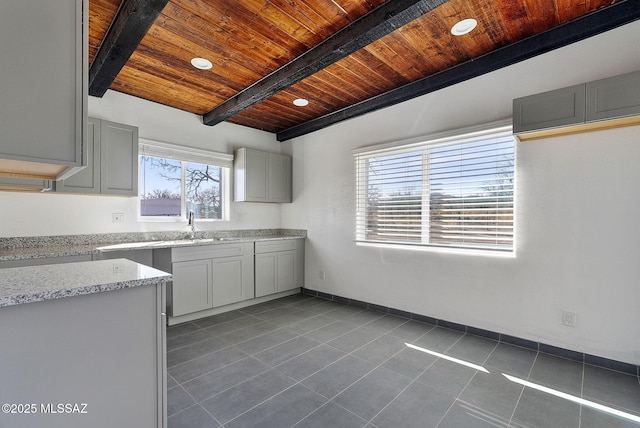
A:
[89, 0, 169, 97]
[202, 0, 448, 126]
[276, 0, 640, 141]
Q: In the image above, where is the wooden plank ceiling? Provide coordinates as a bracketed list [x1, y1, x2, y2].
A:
[88, 0, 639, 141]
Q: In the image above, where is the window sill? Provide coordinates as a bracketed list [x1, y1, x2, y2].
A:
[355, 241, 515, 258]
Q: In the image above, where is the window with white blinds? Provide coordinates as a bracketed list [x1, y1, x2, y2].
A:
[354, 124, 515, 252]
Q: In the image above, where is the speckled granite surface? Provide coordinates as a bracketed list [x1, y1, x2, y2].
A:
[0, 259, 171, 307]
[0, 229, 307, 261]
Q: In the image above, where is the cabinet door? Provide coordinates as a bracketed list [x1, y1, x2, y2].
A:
[245, 149, 269, 201]
[586, 70, 640, 122]
[513, 84, 586, 134]
[255, 253, 277, 298]
[0, 0, 86, 174]
[212, 255, 254, 307]
[171, 259, 212, 316]
[277, 250, 296, 292]
[268, 153, 292, 203]
[56, 118, 101, 193]
[100, 120, 138, 196]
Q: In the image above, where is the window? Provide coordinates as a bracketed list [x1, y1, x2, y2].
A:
[354, 123, 515, 252]
[138, 139, 233, 220]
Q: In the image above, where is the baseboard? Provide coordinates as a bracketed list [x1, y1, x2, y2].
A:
[302, 288, 639, 377]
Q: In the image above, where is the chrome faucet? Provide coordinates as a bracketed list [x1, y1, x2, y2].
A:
[188, 210, 195, 239]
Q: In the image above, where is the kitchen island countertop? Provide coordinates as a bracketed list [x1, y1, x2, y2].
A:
[0, 258, 171, 307]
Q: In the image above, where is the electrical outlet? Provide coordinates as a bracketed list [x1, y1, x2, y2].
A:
[319, 270, 326, 280]
[562, 310, 576, 327]
[112, 213, 125, 223]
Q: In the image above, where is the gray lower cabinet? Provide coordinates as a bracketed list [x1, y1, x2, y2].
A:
[514, 70, 640, 139]
[171, 259, 212, 315]
[56, 118, 138, 196]
[155, 242, 255, 317]
[234, 148, 292, 203]
[0, 283, 166, 428]
[0, 0, 87, 180]
[255, 239, 304, 298]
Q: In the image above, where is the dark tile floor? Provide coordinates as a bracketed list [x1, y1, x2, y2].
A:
[166, 294, 640, 428]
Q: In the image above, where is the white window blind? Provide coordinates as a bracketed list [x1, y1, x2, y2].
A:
[138, 138, 234, 168]
[354, 123, 515, 252]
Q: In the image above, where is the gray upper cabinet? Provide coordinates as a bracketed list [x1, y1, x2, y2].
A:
[0, 0, 87, 180]
[100, 120, 139, 196]
[513, 84, 586, 135]
[234, 148, 292, 203]
[586, 70, 640, 122]
[514, 70, 640, 140]
[268, 151, 293, 203]
[56, 118, 138, 196]
[56, 118, 100, 193]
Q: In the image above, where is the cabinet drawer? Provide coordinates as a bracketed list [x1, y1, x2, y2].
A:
[172, 242, 250, 262]
[255, 239, 297, 254]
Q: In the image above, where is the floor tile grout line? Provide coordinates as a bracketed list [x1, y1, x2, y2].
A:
[433, 334, 506, 427]
[184, 361, 275, 413]
[219, 381, 325, 427]
[274, 347, 361, 388]
[365, 345, 446, 426]
[172, 352, 254, 388]
[170, 383, 225, 425]
[167, 402, 223, 427]
[507, 350, 540, 427]
[169, 319, 293, 367]
[166, 315, 267, 354]
[578, 359, 586, 428]
[363, 325, 498, 426]
[433, 330, 495, 428]
[167, 335, 252, 370]
[346, 322, 452, 426]
[317, 317, 418, 357]
[290, 400, 369, 428]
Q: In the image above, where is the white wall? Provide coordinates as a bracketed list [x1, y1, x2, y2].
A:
[282, 20, 640, 365]
[0, 91, 282, 237]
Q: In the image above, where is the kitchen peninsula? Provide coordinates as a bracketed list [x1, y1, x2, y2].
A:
[0, 259, 171, 428]
[0, 229, 307, 325]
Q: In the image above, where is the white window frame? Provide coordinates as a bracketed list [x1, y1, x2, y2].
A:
[353, 120, 515, 254]
[138, 138, 233, 222]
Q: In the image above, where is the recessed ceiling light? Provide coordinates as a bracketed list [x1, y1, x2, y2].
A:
[451, 18, 477, 36]
[293, 98, 309, 107]
[190, 57, 213, 70]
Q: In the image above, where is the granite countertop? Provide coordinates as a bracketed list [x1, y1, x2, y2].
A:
[0, 229, 307, 262]
[0, 258, 172, 307]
